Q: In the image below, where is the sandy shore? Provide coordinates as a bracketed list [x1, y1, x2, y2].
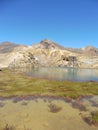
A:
[0, 97, 98, 130]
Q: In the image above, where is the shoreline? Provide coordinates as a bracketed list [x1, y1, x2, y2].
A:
[0, 69, 98, 98]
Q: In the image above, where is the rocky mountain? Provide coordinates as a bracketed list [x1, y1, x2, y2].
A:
[32, 39, 65, 50]
[0, 40, 98, 69]
[81, 46, 98, 56]
[31, 39, 75, 67]
[40, 39, 65, 50]
[66, 46, 98, 56]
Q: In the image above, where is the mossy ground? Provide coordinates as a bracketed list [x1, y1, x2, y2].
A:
[0, 68, 98, 98]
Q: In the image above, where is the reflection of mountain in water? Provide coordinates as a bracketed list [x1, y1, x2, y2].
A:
[25, 67, 98, 81]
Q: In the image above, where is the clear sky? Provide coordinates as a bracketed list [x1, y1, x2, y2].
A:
[0, 0, 98, 48]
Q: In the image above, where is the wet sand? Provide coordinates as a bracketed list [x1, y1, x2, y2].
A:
[0, 96, 98, 130]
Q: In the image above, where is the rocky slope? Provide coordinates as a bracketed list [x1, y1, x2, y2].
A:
[0, 42, 39, 68]
[31, 39, 98, 68]
[0, 40, 98, 68]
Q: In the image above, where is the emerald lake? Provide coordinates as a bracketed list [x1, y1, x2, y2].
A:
[25, 67, 98, 81]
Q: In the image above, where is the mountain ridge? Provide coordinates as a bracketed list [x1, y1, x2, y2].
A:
[0, 39, 98, 68]
[0, 40, 98, 50]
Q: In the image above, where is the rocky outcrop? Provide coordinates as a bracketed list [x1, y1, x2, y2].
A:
[8, 51, 39, 68]
[50, 55, 78, 67]
[0, 42, 39, 68]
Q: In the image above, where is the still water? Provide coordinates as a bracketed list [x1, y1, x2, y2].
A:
[25, 67, 98, 81]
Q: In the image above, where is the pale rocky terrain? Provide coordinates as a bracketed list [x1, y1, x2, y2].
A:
[0, 40, 98, 68]
[0, 42, 39, 68]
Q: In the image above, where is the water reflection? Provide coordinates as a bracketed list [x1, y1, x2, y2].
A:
[22, 67, 98, 81]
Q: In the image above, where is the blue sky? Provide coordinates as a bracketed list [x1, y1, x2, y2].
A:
[0, 0, 98, 48]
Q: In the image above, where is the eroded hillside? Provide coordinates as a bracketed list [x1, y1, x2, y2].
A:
[0, 40, 98, 68]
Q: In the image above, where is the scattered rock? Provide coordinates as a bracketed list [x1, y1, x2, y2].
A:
[48, 103, 62, 113]
[83, 111, 98, 126]
[71, 101, 87, 111]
